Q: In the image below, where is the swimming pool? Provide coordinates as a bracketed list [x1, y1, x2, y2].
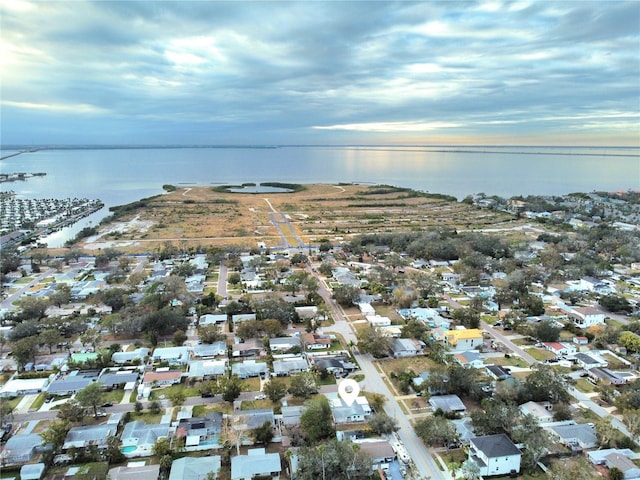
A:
[120, 445, 137, 454]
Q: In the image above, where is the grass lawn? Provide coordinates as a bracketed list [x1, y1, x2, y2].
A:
[149, 384, 200, 400]
[129, 411, 164, 424]
[103, 389, 125, 403]
[192, 403, 232, 416]
[242, 377, 261, 392]
[575, 378, 596, 393]
[30, 393, 47, 411]
[602, 352, 628, 369]
[241, 399, 273, 410]
[489, 355, 529, 368]
[526, 348, 556, 362]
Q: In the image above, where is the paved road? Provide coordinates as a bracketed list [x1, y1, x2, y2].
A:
[1, 267, 54, 311]
[308, 263, 447, 479]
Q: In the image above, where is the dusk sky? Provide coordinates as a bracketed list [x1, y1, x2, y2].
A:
[1, 1, 639, 146]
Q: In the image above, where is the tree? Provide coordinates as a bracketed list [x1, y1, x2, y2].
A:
[296, 439, 372, 480]
[470, 398, 521, 436]
[173, 329, 187, 346]
[623, 409, 640, 441]
[356, 327, 392, 358]
[149, 400, 163, 414]
[452, 307, 480, 329]
[251, 420, 274, 446]
[198, 324, 224, 344]
[57, 400, 86, 424]
[522, 364, 570, 404]
[218, 376, 243, 403]
[367, 413, 398, 435]
[152, 437, 173, 457]
[460, 459, 481, 480]
[20, 296, 50, 320]
[512, 414, 552, 471]
[619, 331, 640, 354]
[610, 467, 625, 480]
[332, 284, 361, 307]
[50, 283, 71, 307]
[414, 416, 459, 447]
[168, 390, 186, 407]
[75, 382, 104, 418]
[106, 434, 125, 464]
[263, 378, 287, 403]
[535, 319, 561, 342]
[300, 396, 335, 443]
[288, 372, 318, 399]
[600, 294, 632, 314]
[284, 271, 308, 296]
[39, 328, 62, 354]
[12, 336, 39, 371]
[40, 420, 69, 451]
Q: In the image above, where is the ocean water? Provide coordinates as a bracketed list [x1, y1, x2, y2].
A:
[1, 145, 638, 246]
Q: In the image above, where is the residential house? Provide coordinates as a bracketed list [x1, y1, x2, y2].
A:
[573, 336, 589, 345]
[176, 412, 223, 449]
[20, 463, 45, 480]
[588, 367, 626, 386]
[603, 452, 640, 480]
[232, 360, 269, 379]
[367, 315, 392, 327]
[442, 329, 483, 352]
[485, 365, 512, 381]
[391, 338, 424, 358]
[519, 401, 553, 424]
[170, 456, 222, 480]
[326, 392, 372, 424]
[269, 336, 301, 352]
[281, 405, 306, 427]
[98, 370, 139, 390]
[312, 356, 357, 376]
[574, 352, 608, 370]
[47, 371, 98, 396]
[120, 420, 171, 457]
[571, 306, 607, 328]
[354, 439, 396, 467]
[111, 348, 149, 365]
[0, 377, 49, 398]
[187, 359, 227, 379]
[191, 341, 227, 358]
[547, 423, 598, 450]
[232, 339, 265, 358]
[151, 346, 190, 365]
[453, 351, 484, 369]
[142, 370, 182, 387]
[588, 449, 640, 480]
[429, 395, 467, 414]
[231, 447, 281, 480]
[199, 314, 227, 326]
[468, 434, 521, 477]
[108, 464, 161, 480]
[0, 433, 43, 465]
[301, 332, 332, 350]
[543, 342, 576, 357]
[273, 357, 310, 376]
[62, 424, 117, 451]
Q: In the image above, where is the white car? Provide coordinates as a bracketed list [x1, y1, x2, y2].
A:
[255, 394, 267, 400]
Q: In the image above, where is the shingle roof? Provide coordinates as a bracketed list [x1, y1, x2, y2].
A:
[471, 434, 521, 458]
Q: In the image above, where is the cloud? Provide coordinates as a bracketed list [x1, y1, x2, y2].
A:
[0, 0, 638, 145]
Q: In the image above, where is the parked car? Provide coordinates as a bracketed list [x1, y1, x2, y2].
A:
[255, 394, 267, 400]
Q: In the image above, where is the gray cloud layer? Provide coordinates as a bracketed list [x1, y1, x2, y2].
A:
[2, 1, 638, 145]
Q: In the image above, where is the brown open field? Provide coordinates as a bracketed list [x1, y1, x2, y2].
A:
[79, 183, 523, 253]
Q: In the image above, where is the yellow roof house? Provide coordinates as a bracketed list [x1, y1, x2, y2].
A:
[444, 329, 483, 352]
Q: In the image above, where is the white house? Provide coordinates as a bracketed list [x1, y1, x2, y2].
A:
[391, 338, 424, 358]
[231, 448, 281, 480]
[571, 306, 606, 328]
[151, 346, 190, 365]
[468, 434, 521, 477]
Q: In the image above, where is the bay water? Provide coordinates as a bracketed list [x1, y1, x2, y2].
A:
[0, 145, 638, 247]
